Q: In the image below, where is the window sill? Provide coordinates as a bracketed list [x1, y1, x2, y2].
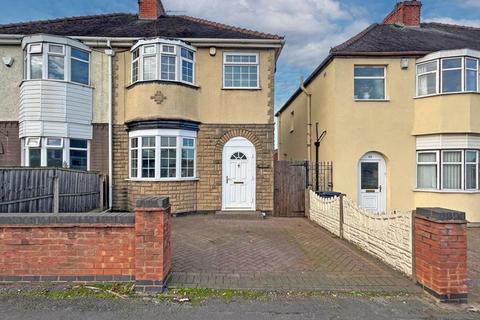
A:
[354, 99, 390, 102]
[222, 87, 261, 91]
[20, 79, 94, 89]
[126, 178, 199, 182]
[126, 80, 200, 90]
[414, 91, 480, 99]
[413, 188, 480, 194]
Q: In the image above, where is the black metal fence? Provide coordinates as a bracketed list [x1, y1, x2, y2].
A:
[307, 161, 333, 192]
[0, 167, 106, 213]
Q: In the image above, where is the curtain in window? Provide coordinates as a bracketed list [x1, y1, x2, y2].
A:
[443, 151, 462, 189]
[417, 153, 437, 189]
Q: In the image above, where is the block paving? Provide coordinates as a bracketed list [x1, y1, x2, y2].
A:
[170, 215, 421, 293]
[468, 228, 480, 304]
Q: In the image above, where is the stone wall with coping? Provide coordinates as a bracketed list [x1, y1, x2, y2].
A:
[308, 191, 413, 276]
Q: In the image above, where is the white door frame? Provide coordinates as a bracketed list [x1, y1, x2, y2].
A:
[357, 152, 387, 213]
[222, 137, 256, 211]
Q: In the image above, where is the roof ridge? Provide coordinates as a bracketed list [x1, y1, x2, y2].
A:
[0, 12, 132, 29]
[424, 21, 480, 31]
[177, 15, 283, 40]
[331, 23, 378, 53]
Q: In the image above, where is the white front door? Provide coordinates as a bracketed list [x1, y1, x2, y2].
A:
[358, 152, 386, 213]
[222, 137, 256, 211]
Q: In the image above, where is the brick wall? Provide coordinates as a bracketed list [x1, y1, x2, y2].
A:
[112, 123, 274, 214]
[0, 122, 21, 166]
[0, 198, 172, 292]
[414, 208, 468, 303]
[91, 124, 109, 175]
[308, 191, 413, 276]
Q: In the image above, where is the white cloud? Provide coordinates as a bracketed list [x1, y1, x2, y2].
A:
[163, 0, 370, 68]
[462, 0, 480, 9]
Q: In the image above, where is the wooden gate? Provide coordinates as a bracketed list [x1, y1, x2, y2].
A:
[274, 161, 307, 217]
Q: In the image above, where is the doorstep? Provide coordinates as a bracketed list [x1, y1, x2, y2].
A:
[214, 211, 266, 220]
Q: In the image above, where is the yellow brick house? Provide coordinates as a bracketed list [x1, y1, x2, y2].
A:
[276, 1, 480, 222]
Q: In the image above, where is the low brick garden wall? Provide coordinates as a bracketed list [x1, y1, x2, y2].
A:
[0, 197, 172, 293]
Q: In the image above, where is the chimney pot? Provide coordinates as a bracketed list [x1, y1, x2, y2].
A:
[383, 1, 422, 27]
[138, 0, 166, 20]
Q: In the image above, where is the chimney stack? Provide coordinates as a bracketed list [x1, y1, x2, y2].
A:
[383, 1, 422, 27]
[138, 0, 166, 20]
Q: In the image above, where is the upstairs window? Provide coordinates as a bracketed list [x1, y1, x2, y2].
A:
[224, 53, 259, 89]
[131, 40, 196, 85]
[25, 42, 90, 85]
[354, 66, 386, 100]
[416, 55, 480, 96]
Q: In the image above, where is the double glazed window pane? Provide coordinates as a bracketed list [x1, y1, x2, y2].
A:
[142, 149, 155, 178]
[442, 151, 462, 189]
[224, 65, 258, 88]
[360, 162, 378, 190]
[442, 59, 462, 93]
[71, 59, 89, 84]
[143, 56, 156, 81]
[29, 149, 41, 167]
[466, 151, 478, 190]
[417, 153, 437, 189]
[70, 150, 87, 170]
[182, 60, 193, 83]
[466, 58, 478, 92]
[48, 55, 64, 80]
[30, 54, 43, 79]
[161, 56, 176, 80]
[417, 62, 437, 96]
[354, 67, 385, 100]
[47, 149, 63, 167]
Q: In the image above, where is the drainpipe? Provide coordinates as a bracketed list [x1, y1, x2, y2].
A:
[105, 40, 115, 210]
[300, 78, 312, 164]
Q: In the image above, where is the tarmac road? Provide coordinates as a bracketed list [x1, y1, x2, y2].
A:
[0, 295, 478, 320]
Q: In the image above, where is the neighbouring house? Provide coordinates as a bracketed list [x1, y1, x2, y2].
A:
[0, 0, 283, 214]
[276, 0, 480, 222]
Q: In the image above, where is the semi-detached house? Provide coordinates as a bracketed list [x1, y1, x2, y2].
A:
[277, 1, 480, 222]
[0, 0, 284, 214]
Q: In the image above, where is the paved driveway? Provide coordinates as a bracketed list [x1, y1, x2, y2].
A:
[170, 215, 420, 293]
[468, 228, 480, 304]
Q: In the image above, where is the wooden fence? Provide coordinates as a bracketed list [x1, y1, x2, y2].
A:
[0, 168, 106, 213]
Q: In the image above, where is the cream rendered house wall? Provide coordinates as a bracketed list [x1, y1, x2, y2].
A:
[115, 47, 275, 126]
[278, 55, 480, 221]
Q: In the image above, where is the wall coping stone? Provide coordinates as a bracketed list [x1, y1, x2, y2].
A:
[0, 212, 134, 225]
[136, 197, 170, 209]
[416, 207, 466, 222]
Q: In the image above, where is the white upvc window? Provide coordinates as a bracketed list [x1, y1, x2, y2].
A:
[416, 55, 480, 97]
[417, 151, 439, 190]
[223, 52, 259, 89]
[353, 66, 386, 100]
[416, 61, 438, 96]
[23, 137, 89, 171]
[25, 42, 90, 85]
[416, 149, 480, 192]
[130, 39, 196, 85]
[129, 129, 197, 181]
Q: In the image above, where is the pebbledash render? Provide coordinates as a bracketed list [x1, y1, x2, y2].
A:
[0, 0, 283, 214]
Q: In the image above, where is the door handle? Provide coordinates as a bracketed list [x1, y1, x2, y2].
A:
[226, 176, 229, 184]
[379, 185, 382, 192]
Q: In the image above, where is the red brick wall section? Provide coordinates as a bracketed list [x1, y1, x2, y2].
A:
[415, 216, 468, 303]
[383, 1, 421, 26]
[134, 201, 172, 293]
[0, 225, 135, 281]
[138, 0, 166, 20]
[0, 197, 172, 293]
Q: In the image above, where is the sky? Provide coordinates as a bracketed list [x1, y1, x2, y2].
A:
[1, 0, 479, 111]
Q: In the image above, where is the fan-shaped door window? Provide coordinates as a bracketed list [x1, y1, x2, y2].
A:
[230, 152, 247, 160]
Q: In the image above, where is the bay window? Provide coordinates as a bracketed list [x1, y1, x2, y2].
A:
[25, 42, 90, 85]
[354, 66, 386, 100]
[223, 53, 259, 89]
[131, 39, 196, 85]
[416, 150, 479, 191]
[416, 53, 480, 96]
[23, 137, 89, 170]
[129, 129, 197, 181]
